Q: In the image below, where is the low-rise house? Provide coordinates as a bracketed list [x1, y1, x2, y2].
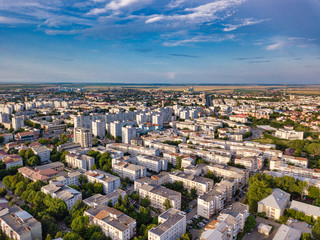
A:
[15, 132, 35, 142]
[257, 188, 290, 220]
[84, 170, 120, 195]
[84, 204, 136, 240]
[0, 205, 42, 240]
[148, 208, 186, 240]
[2, 154, 23, 169]
[50, 171, 81, 186]
[257, 223, 272, 236]
[41, 183, 82, 210]
[272, 224, 301, 240]
[18, 166, 58, 182]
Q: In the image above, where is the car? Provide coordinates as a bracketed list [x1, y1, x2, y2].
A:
[295, 219, 298, 222]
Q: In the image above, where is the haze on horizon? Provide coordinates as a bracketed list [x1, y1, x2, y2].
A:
[0, 0, 319, 84]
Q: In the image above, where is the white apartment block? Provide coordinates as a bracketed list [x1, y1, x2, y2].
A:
[112, 162, 146, 181]
[31, 146, 50, 163]
[41, 183, 82, 210]
[133, 155, 167, 173]
[84, 170, 121, 195]
[234, 156, 259, 171]
[275, 128, 304, 140]
[148, 208, 186, 240]
[83, 189, 126, 207]
[168, 171, 214, 195]
[0, 205, 42, 240]
[137, 184, 181, 211]
[50, 171, 81, 186]
[12, 116, 24, 131]
[65, 153, 94, 170]
[200, 219, 228, 240]
[92, 120, 106, 139]
[85, 205, 136, 240]
[122, 126, 136, 144]
[282, 155, 308, 168]
[74, 127, 92, 148]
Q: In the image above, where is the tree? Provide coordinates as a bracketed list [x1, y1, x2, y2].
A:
[312, 221, 320, 240]
[0, 188, 7, 197]
[71, 216, 90, 237]
[163, 199, 172, 210]
[246, 179, 272, 212]
[140, 197, 150, 208]
[0, 136, 4, 145]
[244, 215, 256, 232]
[308, 186, 320, 199]
[27, 155, 41, 167]
[176, 156, 182, 170]
[190, 187, 197, 199]
[93, 182, 104, 194]
[64, 232, 83, 240]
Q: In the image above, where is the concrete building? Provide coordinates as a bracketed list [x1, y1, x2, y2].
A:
[200, 219, 228, 240]
[31, 146, 50, 163]
[74, 127, 92, 148]
[0, 205, 42, 240]
[257, 188, 290, 220]
[272, 224, 301, 240]
[133, 155, 167, 173]
[84, 170, 121, 195]
[148, 208, 186, 240]
[65, 153, 94, 171]
[122, 126, 136, 144]
[12, 116, 24, 131]
[282, 155, 308, 168]
[2, 154, 23, 169]
[92, 120, 106, 139]
[112, 162, 146, 181]
[275, 128, 304, 140]
[84, 204, 136, 240]
[41, 183, 82, 210]
[137, 184, 181, 211]
[83, 189, 126, 208]
[290, 200, 320, 220]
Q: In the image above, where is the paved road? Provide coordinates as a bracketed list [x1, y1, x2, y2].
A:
[243, 216, 281, 240]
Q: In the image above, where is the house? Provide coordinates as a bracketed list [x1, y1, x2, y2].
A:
[31, 145, 50, 163]
[83, 189, 126, 208]
[257, 223, 272, 236]
[272, 224, 301, 240]
[15, 132, 35, 142]
[2, 154, 23, 169]
[257, 188, 290, 220]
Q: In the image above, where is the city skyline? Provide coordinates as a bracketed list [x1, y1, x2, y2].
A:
[0, 0, 320, 84]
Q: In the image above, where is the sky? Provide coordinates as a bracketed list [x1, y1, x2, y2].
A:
[0, 0, 320, 84]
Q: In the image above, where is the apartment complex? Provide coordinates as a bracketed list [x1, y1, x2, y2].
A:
[84, 170, 121, 194]
[74, 127, 92, 148]
[112, 162, 146, 181]
[65, 153, 94, 170]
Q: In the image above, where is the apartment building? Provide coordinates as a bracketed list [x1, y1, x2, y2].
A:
[84, 170, 120, 194]
[132, 155, 167, 173]
[31, 145, 50, 163]
[0, 205, 42, 240]
[122, 126, 136, 144]
[49, 171, 81, 186]
[12, 116, 24, 131]
[18, 166, 58, 182]
[229, 115, 248, 123]
[41, 183, 82, 210]
[16, 132, 35, 142]
[275, 128, 304, 140]
[168, 171, 213, 195]
[200, 219, 228, 240]
[83, 189, 126, 207]
[282, 155, 308, 168]
[74, 127, 92, 148]
[257, 188, 290, 220]
[112, 162, 146, 181]
[272, 225, 301, 240]
[137, 184, 181, 211]
[84, 204, 136, 240]
[148, 208, 186, 240]
[234, 156, 259, 171]
[65, 153, 94, 170]
[92, 120, 106, 139]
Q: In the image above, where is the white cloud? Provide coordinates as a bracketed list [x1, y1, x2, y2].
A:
[266, 42, 285, 50]
[146, 0, 246, 24]
[163, 34, 235, 47]
[223, 18, 269, 32]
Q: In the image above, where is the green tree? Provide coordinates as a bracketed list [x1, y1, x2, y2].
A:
[64, 232, 84, 240]
[27, 155, 41, 167]
[176, 156, 182, 169]
[163, 199, 172, 210]
[93, 182, 104, 194]
[244, 215, 256, 232]
[308, 186, 320, 199]
[71, 216, 90, 237]
[312, 221, 320, 239]
[190, 187, 197, 199]
[0, 136, 4, 145]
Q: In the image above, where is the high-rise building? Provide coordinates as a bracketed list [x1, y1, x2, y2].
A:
[122, 126, 136, 144]
[92, 120, 106, 138]
[12, 116, 24, 131]
[74, 127, 92, 148]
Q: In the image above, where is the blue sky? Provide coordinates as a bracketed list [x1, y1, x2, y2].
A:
[0, 0, 320, 84]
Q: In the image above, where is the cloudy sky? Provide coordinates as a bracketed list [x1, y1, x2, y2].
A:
[0, 0, 319, 84]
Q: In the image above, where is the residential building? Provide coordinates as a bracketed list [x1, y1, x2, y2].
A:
[112, 162, 146, 181]
[16, 132, 35, 142]
[18, 166, 58, 182]
[137, 184, 181, 211]
[290, 200, 320, 220]
[92, 120, 106, 139]
[200, 219, 228, 240]
[132, 155, 167, 173]
[31, 146, 50, 163]
[148, 208, 186, 240]
[65, 153, 94, 170]
[275, 128, 304, 140]
[282, 155, 308, 168]
[0, 205, 42, 240]
[257, 188, 290, 220]
[49, 171, 82, 186]
[12, 116, 24, 131]
[41, 183, 82, 210]
[272, 224, 301, 240]
[2, 154, 23, 169]
[74, 127, 92, 148]
[84, 204, 136, 240]
[83, 189, 126, 208]
[84, 170, 120, 194]
[122, 126, 136, 144]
